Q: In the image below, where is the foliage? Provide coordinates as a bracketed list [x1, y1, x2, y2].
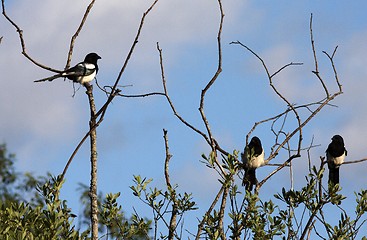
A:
[1, 143, 367, 239]
[2, 0, 367, 239]
[0, 174, 88, 239]
[130, 175, 197, 239]
[0, 144, 151, 239]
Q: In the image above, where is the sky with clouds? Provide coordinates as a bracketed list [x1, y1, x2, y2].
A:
[1, 0, 367, 237]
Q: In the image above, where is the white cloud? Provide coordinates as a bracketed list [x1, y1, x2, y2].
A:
[0, 0, 249, 173]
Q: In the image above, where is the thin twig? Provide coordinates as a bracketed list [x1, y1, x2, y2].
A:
[231, 41, 304, 161]
[65, 0, 96, 69]
[61, 0, 159, 181]
[1, 0, 62, 73]
[342, 158, 367, 165]
[232, 30, 344, 191]
[198, 0, 226, 176]
[323, 46, 342, 91]
[60, 130, 91, 181]
[156, 43, 211, 145]
[307, 136, 315, 172]
[310, 13, 329, 97]
[95, 0, 159, 119]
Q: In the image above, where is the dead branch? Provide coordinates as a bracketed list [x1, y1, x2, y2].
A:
[199, 0, 226, 176]
[342, 158, 367, 165]
[230, 41, 304, 161]
[310, 14, 329, 97]
[94, 0, 159, 122]
[163, 129, 178, 240]
[232, 14, 344, 192]
[84, 83, 99, 240]
[60, 0, 159, 182]
[1, 0, 62, 73]
[66, 0, 96, 69]
[323, 46, 342, 91]
[156, 0, 231, 180]
[156, 43, 211, 145]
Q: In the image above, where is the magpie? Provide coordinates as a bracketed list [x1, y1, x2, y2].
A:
[242, 136, 265, 192]
[326, 135, 347, 186]
[34, 53, 101, 84]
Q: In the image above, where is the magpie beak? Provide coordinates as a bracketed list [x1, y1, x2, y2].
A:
[326, 135, 347, 186]
[35, 52, 101, 84]
[242, 136, 265, 192]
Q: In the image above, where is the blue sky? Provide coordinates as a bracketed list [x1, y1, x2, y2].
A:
[1, 0, 367, 237]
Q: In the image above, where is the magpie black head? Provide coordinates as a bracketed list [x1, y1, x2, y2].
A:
[327, 134, 346, 157]
[331, 135, 344, 145]
[249, 136, 262, 147]
[248, 136, 262, 155]
[84, 52, 101, 64]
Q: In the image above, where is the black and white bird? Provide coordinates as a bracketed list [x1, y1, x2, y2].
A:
[242, 136, 265, 192]
[326, 135, 347, 186]
[34, 53, 101, 84]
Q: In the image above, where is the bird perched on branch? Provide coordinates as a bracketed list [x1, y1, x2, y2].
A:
[242, 136, 265, 192]
[326, 135, 347, 186]
[34, 53, 101, 84]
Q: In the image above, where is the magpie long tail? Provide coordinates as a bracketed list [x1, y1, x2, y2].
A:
[328, 167, 339, 185]
[34, 74, 62, 83]
[243, 168, 257, 192]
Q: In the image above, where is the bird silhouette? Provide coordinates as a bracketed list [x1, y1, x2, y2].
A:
[35, 53, 101, 84]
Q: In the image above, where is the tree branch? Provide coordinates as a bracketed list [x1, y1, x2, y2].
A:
[94, 0, 159, 120]
[65, 0, 96, 69]
[163, 129, 178, 240]
[310, 13, 329, 97]
[197, 0, 226, 176]
[232, 15, 344, 192]
[1, 0, 62, 73]
[84, 83, 99, 240]
[195, 185, 225, 240]
[61, 0, 159, 181]
[156, 43, 211, 145]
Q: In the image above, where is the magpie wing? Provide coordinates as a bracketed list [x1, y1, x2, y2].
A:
[62, 62, 95, 77]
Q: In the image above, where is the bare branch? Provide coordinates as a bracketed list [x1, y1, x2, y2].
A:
[156, 43, 211, 145]
[94, 0, 159, 120]
[163, 129, 172, 188]
[231, 41, 304, 160]
[310, 13, 329, 97]
[197, 0, 226, 176]
[1, 0, 62, 73]
[199, 0, 224, 140]
[84, 83, 99, 240]
[218, 185, 230, 240]
[66, 0, 96, 68]
[232, 13, 345, 194]
[60, 0, 159, 185]
[323, 46, 342, 92]
[307, 136, 315, 172]
[271, 62, 303, 79]
[117, 92, 165, 98]
[163, 129, 178, 240]
[342, 158, 367, 165]
[60, 129, 91, 181]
